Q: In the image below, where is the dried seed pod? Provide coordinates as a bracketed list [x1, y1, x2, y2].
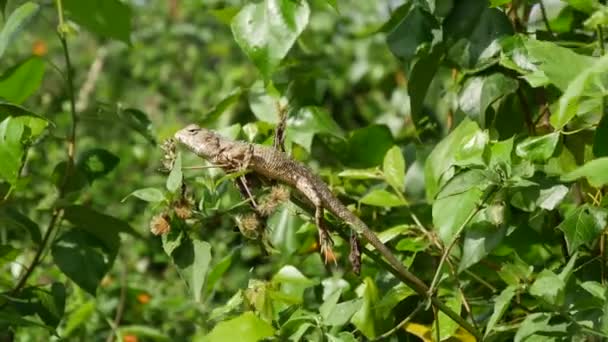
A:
[160, 138, 177, 171]
[258, 185, 290, 216]
[236, 212, 262, 239]
[150, 213, 171, 236]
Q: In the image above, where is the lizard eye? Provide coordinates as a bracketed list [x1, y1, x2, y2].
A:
[185, 124, 200, 134]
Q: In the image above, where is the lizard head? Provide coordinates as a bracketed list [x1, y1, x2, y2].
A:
[174, 124, 221, 159]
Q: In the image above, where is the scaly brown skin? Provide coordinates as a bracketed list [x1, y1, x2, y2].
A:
[174, 124, 429, 290]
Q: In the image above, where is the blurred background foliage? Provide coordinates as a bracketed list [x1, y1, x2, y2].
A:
[2, 0, 608, 341]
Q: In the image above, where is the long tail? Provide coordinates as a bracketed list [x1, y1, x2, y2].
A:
[324, 197, 429, 293]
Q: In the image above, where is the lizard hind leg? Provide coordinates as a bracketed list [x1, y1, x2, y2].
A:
[315, 206, 336, 265]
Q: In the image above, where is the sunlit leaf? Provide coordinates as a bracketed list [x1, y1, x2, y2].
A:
[359, 189, 407, 207]
[515, 132, 560, 162]
[231, 0, 310, 79]
[557, 205, 607, 253]
[562, 157, 608, 187]
[383, 145, 406, 192]
[206, 311, 275, 342]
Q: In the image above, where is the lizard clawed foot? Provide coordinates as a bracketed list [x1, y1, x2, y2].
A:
[318, 225, 337, 265]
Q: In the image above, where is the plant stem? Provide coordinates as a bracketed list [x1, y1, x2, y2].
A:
[11, 209, 63, 295]
[11, 0, 78, 295]
[326, 217, 483, 340]
[428, 185, 499, 296]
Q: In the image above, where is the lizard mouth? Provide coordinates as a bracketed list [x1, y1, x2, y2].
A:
[174, 124, 201, 143]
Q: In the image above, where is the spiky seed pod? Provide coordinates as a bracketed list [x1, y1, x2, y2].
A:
[160, 139, 177, 172]
[150, 213, 171, 236]
[258, 185, 290, 216]
[236, 212, 262, 239]
[173, 197, 193, 219]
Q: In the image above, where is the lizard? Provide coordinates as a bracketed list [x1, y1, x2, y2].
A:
[173, 124, 483, 340]
[174, 124, 428, 289]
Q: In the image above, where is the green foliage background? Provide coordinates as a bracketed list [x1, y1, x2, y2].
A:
[2, 0, 608, 341]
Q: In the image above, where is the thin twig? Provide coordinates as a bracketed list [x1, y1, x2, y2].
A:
[76, 47, 107, 113]
[374, 302, 424, 340]
[11, 0, 78, 295]
[105, 266, 128, 342]
[428, 186, 498, 296]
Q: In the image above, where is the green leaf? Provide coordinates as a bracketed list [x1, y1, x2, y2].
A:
[248, 81, 284, 123]
[459, 207, 507, 271]
[0, 207, 41, 243]
[323, 298, 362, 327]
[19, 283, 66, 328]
[117, 326, 170, 341]
[433, 186, 484, 245]
[529, 269, 564, 306]
[351, 277, 379, 339]
[122, 188, 165, 203]
[425, 118, 481, 200]
[286, 106, 344, 152]
[485, 285, 516, 337]
[385, 4, 439, 62]
[564, 0, 598, 13]
[594, 113, 608, 158]
[77, 148, 119, 183]
[52, 230, 117, 295]
[408, 45, 443, 127]
[514, 313, 568, 342]
[551, 54, 608, 129]
[202, 88, 243, 124]
[63, 0, 132, 44]
[443, 0, 513, 70]
[166, 152, 182, 193]
[344, 125, 394, 168]
[383, 145, 406, 192]
[170, 238, 212, 302]
[0, 117, 25, 184]
[489, 137, 514, 168]
[0, 103, 51, 131]
[433, 291, 461, 339]
[0, 244, 19, 265]
[490, 0, 512, 7]
[458, 73, 518, 127]
[557, 205, 607, 253]
[500, 35, 594, 91]
[62, 205, 138, 249]
[0, 2, 39, 59]
[454, 129, 490, 166]
[269, 204, 304, 253]
[0, 57, 45, 104]
[562, 157, 608, 187]
[580, 281, 606, 301]
[205, 252, 233, 296]
[375, 283, 415, 316]
[359, 189, 407, 207]
[272, 265, 316, 304]
[231, 0, 310, 79]
[537, 185, 569, 210]
[205, 311, 275, 342]
[117, 108, 156, 145]
[515, 132, 560, 162]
